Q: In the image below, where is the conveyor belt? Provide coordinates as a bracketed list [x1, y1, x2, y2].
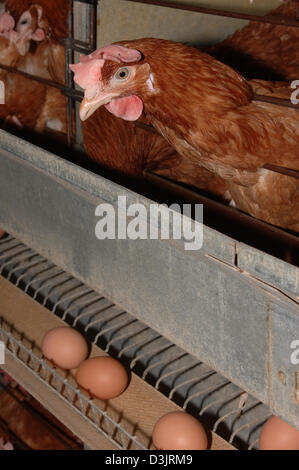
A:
[0, 233, 272, 449]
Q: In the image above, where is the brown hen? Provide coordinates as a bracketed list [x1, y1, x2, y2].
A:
[82, 108, 228, 199]
[81, 1, 299, 205]
[81, 1, 298, 204]
[0, 385, 82, 450]
[0, 33, 48, 129]
[211, 0, 299, 81]
[5, 0, 70, 84]
[0, 1, 70, 133]
[73, 38, 299, 232]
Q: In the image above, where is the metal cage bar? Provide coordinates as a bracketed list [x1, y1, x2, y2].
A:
[0, 0, 298, 152]
[120, 0, 299, 28]
[2, 0, 298, 180]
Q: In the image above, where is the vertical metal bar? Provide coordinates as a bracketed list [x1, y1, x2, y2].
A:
[71, 0, 97, 147]
[90, 0, 97, 50]
[66, 2, 75, 147]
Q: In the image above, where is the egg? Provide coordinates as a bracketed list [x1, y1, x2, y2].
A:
[260, 415, 299, 450]
[0, 229, 5, 239]
[76, 356, 128, 400]
[42, 327, 88, 370]
[152, 411, 208, 450]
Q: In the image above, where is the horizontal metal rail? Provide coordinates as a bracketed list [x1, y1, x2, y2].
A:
[252, 93, 299, 110]
[0, 63, 83, 102]
[1, 0, 298, 149]
[120, 0, 299, 28]
[137, 123, 299, 180]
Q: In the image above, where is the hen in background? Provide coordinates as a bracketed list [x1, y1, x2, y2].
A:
[0, 383, 82, 450]
[0, 1, 70, 134]
[210, 0, 299, 81]
[5, 0, 70, 84]
[72, 39, 299, 232]
[0, 12, 47, 130]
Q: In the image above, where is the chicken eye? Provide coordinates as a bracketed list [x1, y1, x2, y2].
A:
[114, 67, 130, 81]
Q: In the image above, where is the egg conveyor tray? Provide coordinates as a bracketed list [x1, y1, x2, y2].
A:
[0, 234, 272, 450]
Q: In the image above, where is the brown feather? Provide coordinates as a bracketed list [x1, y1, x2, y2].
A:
[82, 107, 228, 198]
[97, 38, 299, 231]
[0, 2, 69, 133]
[210, 0, 299, 81]
[5, 0, 70, 41]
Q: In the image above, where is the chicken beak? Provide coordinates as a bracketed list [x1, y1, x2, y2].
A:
[80, 92, 117, 121]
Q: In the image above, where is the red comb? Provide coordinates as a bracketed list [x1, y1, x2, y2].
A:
[70, 44, 142, 89]
[0, 12, 15, 36]
[81, 45, 142, 63]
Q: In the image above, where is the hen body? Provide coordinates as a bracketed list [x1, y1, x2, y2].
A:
[82, 108, 228, 198]
[0, 1, 69, 133]
[0, 35, 47, 129]
[211, 0, 299, 81]
[5, 0, 69, 83]
[81, 1, 299, 205]
[78, 0, 299, 204]
[76, 38, 299, 232]
[0, 385, 82, 450]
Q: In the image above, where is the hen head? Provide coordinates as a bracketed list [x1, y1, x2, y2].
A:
[70, 42, 155, 122]
[71, 38, 253, 129]
[5, 0, 71, 44]
[0, 5, 46, 55]
[14, 5, 46, 54]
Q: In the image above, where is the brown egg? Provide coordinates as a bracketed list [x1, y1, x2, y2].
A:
[152, 411, 208, 450]
[76, 356, 128, 400]
[42, 327, 88, 370]
[260, 415, 299, 450]
[0, 229, 5, 239]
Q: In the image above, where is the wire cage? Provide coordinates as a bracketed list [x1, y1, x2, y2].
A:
[0, 0, 298, 450]
[1, 0, 298, 263]
[1, 0, 299, 151]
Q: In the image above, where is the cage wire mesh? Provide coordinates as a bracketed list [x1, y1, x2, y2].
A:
[0, 0, 298, 169]
[0, 0, 298, 450]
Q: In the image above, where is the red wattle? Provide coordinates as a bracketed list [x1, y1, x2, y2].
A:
[105, 96, 143, 121]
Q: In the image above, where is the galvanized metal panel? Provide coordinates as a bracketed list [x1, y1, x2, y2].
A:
[0, 130, 236, 264]
[0, 131, 298, 428]
[238, 243, 299, 300]
[269, 302, 299, 426]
